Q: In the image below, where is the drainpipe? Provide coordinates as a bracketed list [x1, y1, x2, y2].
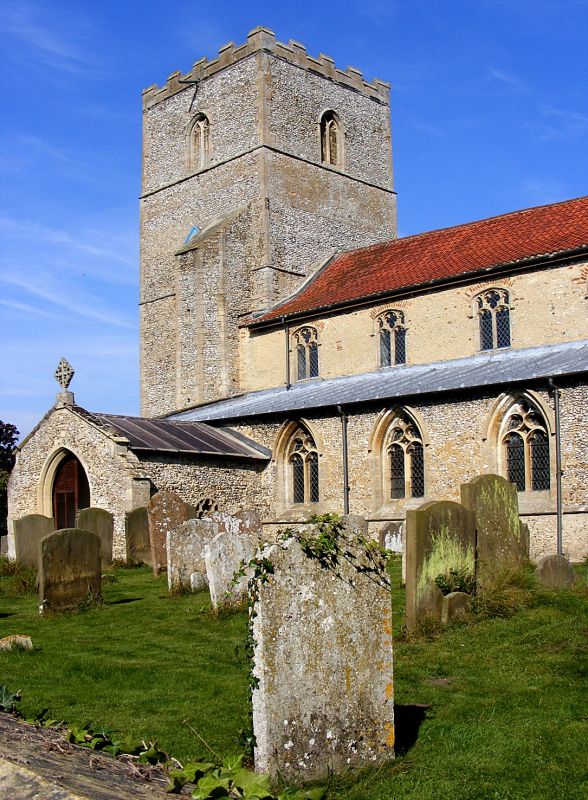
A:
[282, 316, 290, 390]
[548, 378, 563, 556]
[337, 405, 350, 514]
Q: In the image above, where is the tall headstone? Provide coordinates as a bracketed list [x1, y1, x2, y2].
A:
[125, 507, 151, 565]
[38, 529, 101, 612]
[147, 491, 197, 575]
[13, 514, 54, 568]
[76, 508, 114, 567]
[405, 501, 475, 629]
[205, 530, 259, 609]
[251, 535, 394, 781]
[166, 518, 218, 592]
[460, 474, 528, 586]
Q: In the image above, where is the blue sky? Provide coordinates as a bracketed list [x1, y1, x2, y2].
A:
[1, 0, 587, 439]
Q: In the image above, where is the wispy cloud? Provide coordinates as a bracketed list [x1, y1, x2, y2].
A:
[487, 67, 528, 93]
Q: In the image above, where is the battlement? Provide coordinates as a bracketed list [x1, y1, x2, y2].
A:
[142, 26, 390, 109]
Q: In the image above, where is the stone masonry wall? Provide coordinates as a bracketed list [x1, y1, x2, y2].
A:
[7, 406, 150, 560]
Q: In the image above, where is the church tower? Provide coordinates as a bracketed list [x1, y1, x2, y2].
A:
[140, 27, 397, 416]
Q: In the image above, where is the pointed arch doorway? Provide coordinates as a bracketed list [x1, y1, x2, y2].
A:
[52, 452, 90, 529]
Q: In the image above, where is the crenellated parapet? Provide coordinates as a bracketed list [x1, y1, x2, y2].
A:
[142, 26, 390, 109]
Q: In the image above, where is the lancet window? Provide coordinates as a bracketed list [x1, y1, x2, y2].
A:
[320, 111, 342, 167]
[190, 113, 210, 171]
[502, 400, 550, 491]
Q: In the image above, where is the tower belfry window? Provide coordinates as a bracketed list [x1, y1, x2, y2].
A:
[190, 114, 210, 171]
[320, 111, 342, 167]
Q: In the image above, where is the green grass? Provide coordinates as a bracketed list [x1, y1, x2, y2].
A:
[1, 560, 587, 799]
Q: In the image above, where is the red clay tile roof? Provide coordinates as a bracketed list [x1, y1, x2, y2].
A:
[247, 196, 588, 327]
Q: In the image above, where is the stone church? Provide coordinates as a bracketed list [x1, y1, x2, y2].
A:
[7, 27, 588, 561]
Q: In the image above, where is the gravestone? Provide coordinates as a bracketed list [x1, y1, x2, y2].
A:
[76, 508, 114, 567]
[535, 554, 577, 588]
[13, 514, 54, 568]
[207, 509, 264, 539]
[166, 518, 218, 592]
[38, 529, 101, 612]
[405, 501, 475, 629]
[147, 491, 197, 575]
[460, 474, 528, 586]
[251, 534, 394, 781]
[125, 507, 151, 565]
[441, 591, 472, 624]
[205, 530, 259, 609]
[379, 521, 404, 553]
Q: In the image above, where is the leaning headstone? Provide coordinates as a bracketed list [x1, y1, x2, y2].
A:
[76, 508, 114, 567]
[13, 514, 54, 568]
[38, 529, 101, 612]
[125, 507, 151, 565]
[205, 531, 258, 609]
[147, 491, 197, 575]
[166, 518, 218, 592]
[441, 591, 472, 624]
[251, 534, 394, 782]
[460, 474, 528, 586]
[405, 501, 475, 629]
[535, 554, 577, 589]
[207, 509, 264, 540]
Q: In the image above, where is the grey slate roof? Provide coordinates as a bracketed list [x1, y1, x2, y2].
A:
[91, 413, 271, 460]
[169, 340, 588, 423]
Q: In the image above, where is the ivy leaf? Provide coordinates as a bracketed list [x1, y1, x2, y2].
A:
[232, 768, 272, 797]
[192, 770, 231, 798]
[0, 685, 21, 712]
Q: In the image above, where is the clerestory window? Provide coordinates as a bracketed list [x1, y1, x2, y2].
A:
[502, 400, 550, 492]
[320, 110, 342, 167]
[476, 288, 511, 350]
[293, 326, 319, 380]
[378, 310, 407, 367]
[287, 427, 320, 504]
[385, 412, 425, 500]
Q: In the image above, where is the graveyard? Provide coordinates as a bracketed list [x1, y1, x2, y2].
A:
[1, 549, 586, 798]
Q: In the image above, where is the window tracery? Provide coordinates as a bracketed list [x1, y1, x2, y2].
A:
[286, 427, 320, 504]
[320, 111, 342, 167]
[293, 326, 319, 380]
[502, 400, 550, 491]
[190, 113, 210, 171]
[378, 310, 407, 367]
[476, 288, 511, 350]
[384, 413, 425, 499]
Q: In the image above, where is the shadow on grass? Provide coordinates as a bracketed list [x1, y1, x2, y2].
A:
[393, 704, 431, 755]
[108, 598, 143, 606]
[0, 611, 16, 618]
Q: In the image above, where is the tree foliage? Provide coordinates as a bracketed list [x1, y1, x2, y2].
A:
[0, 419, 19, 536]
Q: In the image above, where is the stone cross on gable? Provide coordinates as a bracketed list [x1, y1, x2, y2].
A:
[54, 358, 75, 390]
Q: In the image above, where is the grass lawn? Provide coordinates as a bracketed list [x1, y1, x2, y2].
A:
[1, 561, 587, 799]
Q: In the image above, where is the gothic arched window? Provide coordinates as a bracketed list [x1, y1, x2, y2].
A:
[293, 326, 319, 380]
[320, 111, 342, 167]
[378, 310, 407, 367]
[476, 288, 511, 350]
[189, 113, 210, 171]
[287, 427, 320, 504]
[502, 400, 550, 491]
[385, 412, 425, 499]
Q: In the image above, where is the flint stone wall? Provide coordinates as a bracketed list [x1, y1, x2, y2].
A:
[38, 529, 101, 612]
[125, 507, 151, 565]
[147, 491, 197, 574]
[252, 535, 394, 781]
[13, 514, 54, 568]
[460, 474, 527, 586]
[167, 518, 218, 591]
[405, 501, 475, 629]
[205, 530, 259, 608]
[76, 507, 113, 567]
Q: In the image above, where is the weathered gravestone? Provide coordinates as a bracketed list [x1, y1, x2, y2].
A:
[38, 529, 101, 612]
[76, 508, 114, 567]
[535, 554, 577, 588]
[460, 474, 528, 586]
[125, 507, 151, 565]
[13, 514, 55, 568]
[379, 521, 404, 554]
[441, 591, 472, 624]
[207, 509, 264, 538]
[251, 532, 394, 781]
[147, 491, 197, 575]
[205, 530, 259, 609]
[166, 518, 218, 592]
[405, 501, 475, 629]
